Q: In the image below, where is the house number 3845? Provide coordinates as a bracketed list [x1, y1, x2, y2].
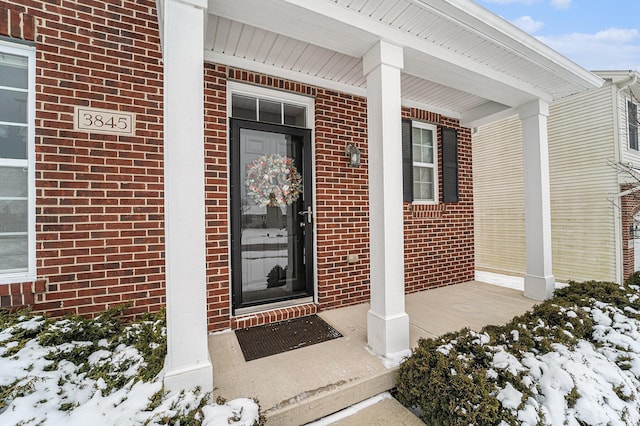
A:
[74, 107, 136, 136]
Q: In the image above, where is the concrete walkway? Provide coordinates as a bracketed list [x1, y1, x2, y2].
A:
[208, 281, 538, 424]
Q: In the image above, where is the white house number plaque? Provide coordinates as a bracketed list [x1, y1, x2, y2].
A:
[74, 107, 136, 136]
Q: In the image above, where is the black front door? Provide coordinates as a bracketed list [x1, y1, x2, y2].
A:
[230, 119, 313, 311]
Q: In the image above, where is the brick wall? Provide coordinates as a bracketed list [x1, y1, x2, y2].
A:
[201, 67, 474, 331]
[1, 1, 165, 319]
[1, 1, 475, 328]
[203, 63, 231, 331]
[621, 184, 640, 280]
[202, 67, 361, 331]
[314, 89, 371, 310]
[401, 109, 475, 292]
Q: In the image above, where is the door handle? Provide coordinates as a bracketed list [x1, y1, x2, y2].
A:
[299, 206, 313, 223]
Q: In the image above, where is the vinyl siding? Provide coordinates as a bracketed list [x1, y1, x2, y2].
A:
[473, 115, 526, 276]
[474, 84, 619, 282]
[620, 92, 640, 169]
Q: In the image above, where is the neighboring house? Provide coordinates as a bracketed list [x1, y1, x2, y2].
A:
[474, 70, 640, 286]
[0, 0, 600, 392]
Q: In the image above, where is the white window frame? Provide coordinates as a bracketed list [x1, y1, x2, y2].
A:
[628, 100, 638, 151]
[412, 121, 438, 204]
[0, 40, 36, 284]
[227, 81, 314, 127]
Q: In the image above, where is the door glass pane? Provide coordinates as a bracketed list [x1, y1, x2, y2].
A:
[0, 234, 28, 271]
[232, 94, 257, 120]
[0, 124, 28, 159]
[0, 89, 27, 123]
[0, 52, 28, 89]
[0, 166, 28, 197]
[239, 128, 306, 304]
[258, 99, 281, 124]
[284, 104, 306, 127]
[0, 200, 28, 232]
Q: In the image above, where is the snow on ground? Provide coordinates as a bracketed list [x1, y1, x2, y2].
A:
[0, 314, 260, 426]
[475, 292, 640, 425]
[5, 282, 640, 425]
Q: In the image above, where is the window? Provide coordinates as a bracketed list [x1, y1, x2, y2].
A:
[412, 122, 438, 202]
[402, 120, 458, 204]
[629, 100, 638, 151]
[0, 42, 35, 284]
[230, 90, 307, 127]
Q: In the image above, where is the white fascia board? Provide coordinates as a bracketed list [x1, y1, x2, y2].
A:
[403, 53, 548, 106]
[460, 101, 516, 128]
[424, 0, 603, 91]
[279, 0, 553, 103]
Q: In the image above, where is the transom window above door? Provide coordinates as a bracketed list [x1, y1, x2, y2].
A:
[231, 93, 306, 127]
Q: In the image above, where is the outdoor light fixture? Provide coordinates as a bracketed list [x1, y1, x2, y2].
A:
[631, 223, 640, 238]
[345, 143, 361, 167]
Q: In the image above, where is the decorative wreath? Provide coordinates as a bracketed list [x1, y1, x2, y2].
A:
[245, 154, 302, 207]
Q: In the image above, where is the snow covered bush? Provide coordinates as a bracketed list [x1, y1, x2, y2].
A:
[396, 281, 640, 425]
[0, 307, 264, 425]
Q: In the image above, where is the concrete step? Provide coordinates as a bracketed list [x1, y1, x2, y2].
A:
[305, 392, 424, 426]
[208, 282, 536, 426]
[265, 367, 398, 425]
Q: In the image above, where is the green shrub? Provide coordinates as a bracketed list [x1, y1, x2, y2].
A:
[625, 271, 640, 288]
[396, 281, 638, 425]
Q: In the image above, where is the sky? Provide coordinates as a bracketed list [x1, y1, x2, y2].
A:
[477, 0, 640, 72]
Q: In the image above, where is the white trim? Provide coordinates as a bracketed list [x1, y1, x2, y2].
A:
[227, 81, 315, 121]
[612, 83, 624, 285]
[627, 99, 639, 151]
[279, 0, 554, 102]
[225, 82, 318, 306]
[0, 41, 36, 285]
[475, 270, 569, 291]
[411, 121, 439, 204]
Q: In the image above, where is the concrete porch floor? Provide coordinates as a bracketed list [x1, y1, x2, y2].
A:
[208, 281, 538, 424]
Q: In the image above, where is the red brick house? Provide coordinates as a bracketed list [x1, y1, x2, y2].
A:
[0, 0, 601, 391]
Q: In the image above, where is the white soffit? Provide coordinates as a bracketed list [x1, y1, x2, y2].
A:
[205, 0, 603, 125]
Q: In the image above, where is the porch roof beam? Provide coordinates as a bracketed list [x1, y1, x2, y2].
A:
[209, 0, 601, 105]
[204, 50, 463, 119]
[208, 0, 546, 107]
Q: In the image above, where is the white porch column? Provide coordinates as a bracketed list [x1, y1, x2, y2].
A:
[363, 41, 410, 358]
[162, 0, 213, 392]
[519, 99, 555, 300]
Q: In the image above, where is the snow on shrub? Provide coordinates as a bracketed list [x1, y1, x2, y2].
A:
[0, 308, 264, 425]
[397, 281, 640, 425]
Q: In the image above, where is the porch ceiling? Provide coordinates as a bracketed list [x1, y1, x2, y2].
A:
[205, 0, 603, 127]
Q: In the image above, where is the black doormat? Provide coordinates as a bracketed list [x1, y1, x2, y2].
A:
[235, 315, 342, 361]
